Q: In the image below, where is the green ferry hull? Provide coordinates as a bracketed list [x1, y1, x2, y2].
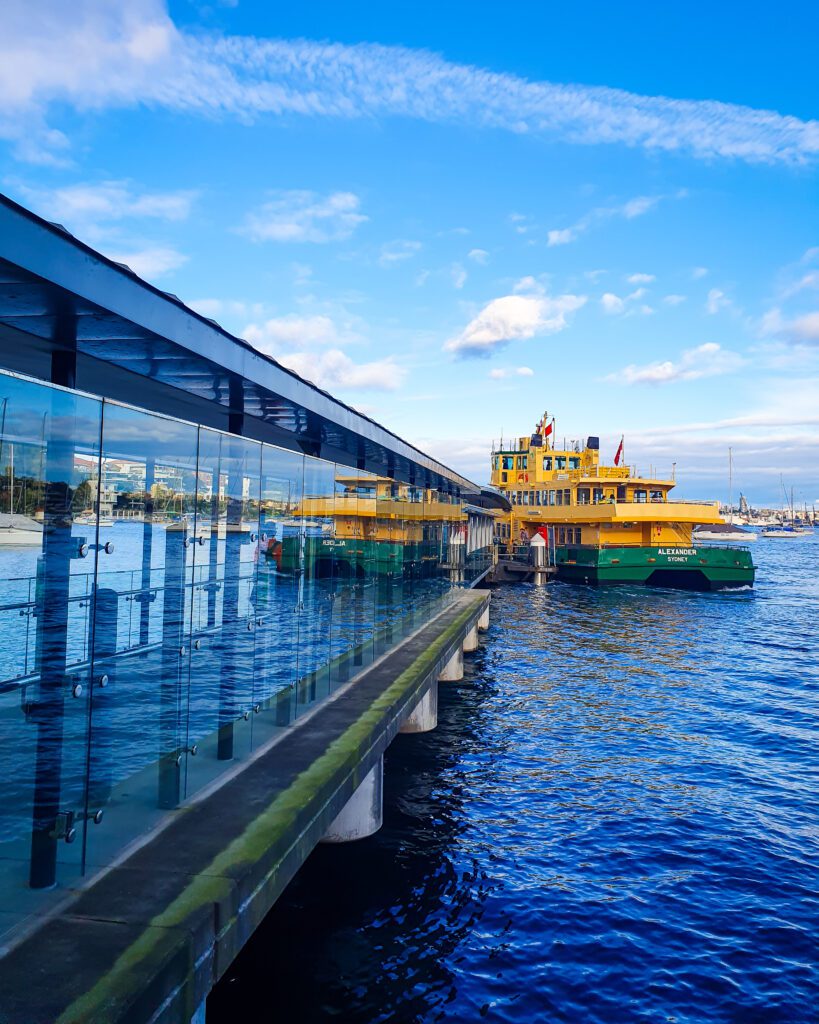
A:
[554, 545, 755, 590]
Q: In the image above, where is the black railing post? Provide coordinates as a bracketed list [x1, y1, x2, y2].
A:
[87, 587, 118, 811]
[28, 432, 78, 889]
[158, 524, 187, 809]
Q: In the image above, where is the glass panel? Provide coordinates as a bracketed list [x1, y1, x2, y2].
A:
[0, 374, 102, 912]
[294, 457, 335, 712]
[251, 446, 304, 742]
[184, 428, 260, 797]
[354, 470, 377, 672]
[84, 401, 199, 873]
[328, 468, 363, 689]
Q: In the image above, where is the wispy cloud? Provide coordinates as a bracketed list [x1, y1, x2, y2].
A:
[242, 312, 402, 391]
[6, 178, 197, 228]
[276, 349, 405, 392]
[379, 239, 422, 265]
[546, 193, 674, 247]
[3, 1, 819, 166]
[761, 307, 819, 345]
[445, 280, 586, 357]
[467, 248, 489, 265]
[606, 342, 744, 384]
[627, 272, 655, 284]
[663, 294, 687, 306]
[706, 288, 731, 314]
[600, 287, 653, 316]
[489, 366, 534, 379]
[241, 190, 367, 244]
[450, 263, 467, 289]
[105, 245, 188, 278]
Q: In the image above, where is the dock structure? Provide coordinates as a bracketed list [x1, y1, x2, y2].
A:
[0, 195, 493, 1023]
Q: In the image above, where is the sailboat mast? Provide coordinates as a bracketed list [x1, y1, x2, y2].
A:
[728, 447, 733, 524]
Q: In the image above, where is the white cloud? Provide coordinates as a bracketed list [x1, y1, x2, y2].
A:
[105, 245, 187, 278]
[601, 288, 653, 315]
[627, 272, 655, 284]
[601, 293, 625, 314]
[277, 349, 405, 392]
[241, 312, 401, 391]
[467, 248, 489, 264]
[414, 269, 430, 287]
[445, 289, 586, 357]
[692, 266, 709, 279]
[5, 3, 819, 166]
[547, 228, 577, 247]
[663, 294, 687, 305]
[607, 342, 744, 384]
[451, 263, 467, 289]
[241, 190, 367, 244]
[547, 194, 669, 247]
[706, 288, 730, 314]
[781, 271, 819, 298]
[489, 366, 535, 379]
[7, 179, 196, 228]
[762, 307, 819, 345]
[379, 239, 422, 265]
[243, 314, 347, 350]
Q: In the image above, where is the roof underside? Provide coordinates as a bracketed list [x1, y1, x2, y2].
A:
[0, 194, 478, 493]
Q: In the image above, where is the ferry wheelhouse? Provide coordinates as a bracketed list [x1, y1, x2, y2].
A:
[490, 415, 755, 589]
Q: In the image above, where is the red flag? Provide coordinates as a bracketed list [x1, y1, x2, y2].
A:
[614, 436, 624, 466]
[544, 419, 553, 438]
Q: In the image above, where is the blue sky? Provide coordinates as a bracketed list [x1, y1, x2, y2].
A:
[1, 1, 818, 504]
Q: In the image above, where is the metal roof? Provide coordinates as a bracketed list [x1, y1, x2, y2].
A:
[0, 192, 478, 493]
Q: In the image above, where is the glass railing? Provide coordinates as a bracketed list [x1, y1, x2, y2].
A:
[0, 369, 490, 930]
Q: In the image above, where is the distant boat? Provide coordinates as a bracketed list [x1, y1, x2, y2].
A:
[0, 512, 42, 546]
[761, 525, 812, 538]
[0, 441, 42, 545]
[694, 522, 757, 543]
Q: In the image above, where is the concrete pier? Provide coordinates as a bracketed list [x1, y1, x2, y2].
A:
[322, 759, 383, 842]
[438, 647, 464, 681]
[478, 603, 490, 632]
[399, 682, 438, 733]
[463, 622, 480, 653]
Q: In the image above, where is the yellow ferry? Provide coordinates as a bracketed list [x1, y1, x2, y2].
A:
[490, 413, 755, 589]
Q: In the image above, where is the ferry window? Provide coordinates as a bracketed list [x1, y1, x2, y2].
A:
[650, 490, 663, 502]
[542, 456, 552, 471]
[522, 491, 529, 505]
[563, 489, 571, 504]
[576, 528, 582, 544]
[492, 456, 498, 470]
[502, 456, 514, 470]
[634, 489, 647, 503]
[549, 490, 556, 505]
[577, 488, 590, 504]
[568, 457, 580, 470]
[535, 491, 541, 506]
[555, 456, 567, 470]
[593, 488, 603, 503]
[558, 527, 566, 544]
[501, 472, 508, 483]
[521, 456, 528, 469]
[556, 490, 563, 506]
[567, 528, 574, 543]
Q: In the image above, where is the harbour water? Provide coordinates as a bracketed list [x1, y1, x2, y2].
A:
[209, 534, 819, 1023]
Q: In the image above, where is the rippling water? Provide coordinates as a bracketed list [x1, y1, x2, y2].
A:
[209, 536, 819, 1023]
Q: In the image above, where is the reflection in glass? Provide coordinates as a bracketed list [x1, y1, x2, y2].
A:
[0, 367, 490, 919]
